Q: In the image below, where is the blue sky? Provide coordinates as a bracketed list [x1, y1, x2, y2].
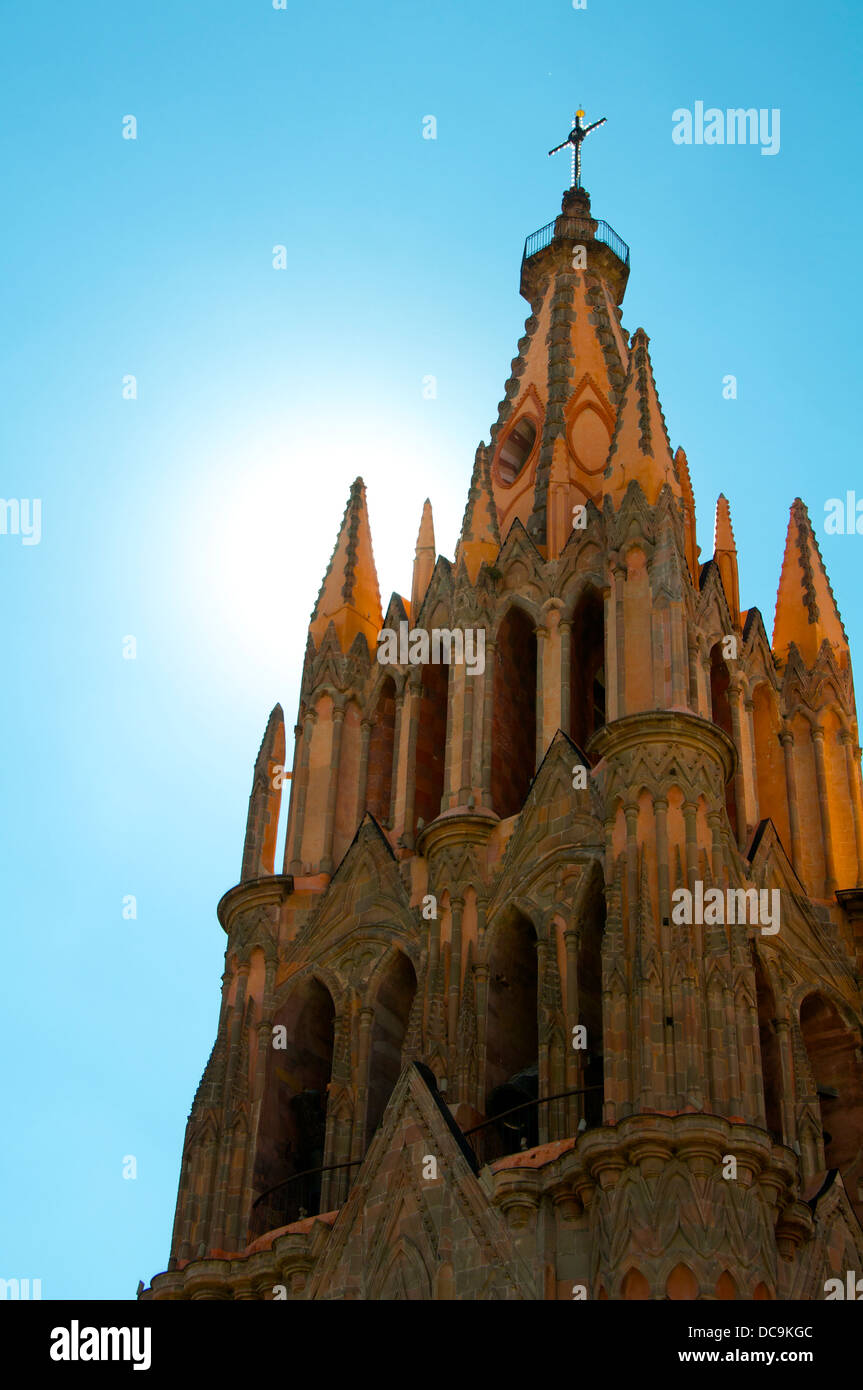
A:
[1, 0, 861, 1299]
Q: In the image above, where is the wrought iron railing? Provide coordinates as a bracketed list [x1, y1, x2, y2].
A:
[251, 1157, 362, 1233]
[522, 217, 629, 267]
[250, 1084, 604, 1230]
[462, 1084, 604, 1166]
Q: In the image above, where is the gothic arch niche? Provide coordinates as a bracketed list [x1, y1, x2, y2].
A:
[495, 413, 539, 488]
[250, 976, 335, 1237]
[414, 662, 448, 831]
[666, 1264, 698, 1300]
[754, 955, 783, 1141]
[709, 641, 737, 839]
[716, 1271, 737, 1300]
[366, 676, 397, 825]
[371, 1235, 433, 1301]
[568, 400, 612, 477]
[491, 606, 537, 819]
[799, 992, 863, 1222]
[577, 865, 606, 1130]
[621, 1267, 650, 1300]
[365, 951, 418, 1147]
[570, 586, 606, 751]
[485, 912, 538, 1158]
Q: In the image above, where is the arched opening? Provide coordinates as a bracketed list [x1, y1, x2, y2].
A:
[485, 914, 538, 1159]
[666, 1264, 699, 1300]
[251, 977, 335, 1236]
[577, 867, 606, 1130]
[365, 952, 418, 1147]
[709, 642, 737, 838]
[800, 992, 863, 1224]
[414, 663, 448, 831]
[491, 607, 537, 819]
[754, 955, 783, 1142]
[622, 1268, 650, 1300]
[716, 1271, 737, 1301]
[366, 676, 397, 825]
[570, 587, 605, 751]
[496, 415, 537, 486]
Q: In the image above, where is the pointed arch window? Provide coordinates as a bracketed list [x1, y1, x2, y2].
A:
[484, 914, 539, 1160]
[365, 952, 418, 1147]
[250, 977, 336, 1237]
[366, 676, 397, 825]
[496, 416, 538, 487]
[491, 607, 537, 819]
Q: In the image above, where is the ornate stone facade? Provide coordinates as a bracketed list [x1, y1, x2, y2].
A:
[142, 185, 863, 1301]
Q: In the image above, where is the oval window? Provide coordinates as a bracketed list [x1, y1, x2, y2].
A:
[497, 416, 537, 485]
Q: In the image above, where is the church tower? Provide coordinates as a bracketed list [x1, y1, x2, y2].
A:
[143, 140, 863, 1302]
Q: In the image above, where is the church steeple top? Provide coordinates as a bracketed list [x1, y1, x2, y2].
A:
[520, 183, 630, 308]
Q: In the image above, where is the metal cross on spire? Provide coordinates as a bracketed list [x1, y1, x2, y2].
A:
[548, 109, 607, 190]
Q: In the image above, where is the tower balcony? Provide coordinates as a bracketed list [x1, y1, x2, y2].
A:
[520, 187, 630, 305]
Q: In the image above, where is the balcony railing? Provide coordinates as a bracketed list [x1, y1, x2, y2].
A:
[249, 1084, 603, 1231]
[522, 217, 630, 268]
[462, 1084, 604, 1167]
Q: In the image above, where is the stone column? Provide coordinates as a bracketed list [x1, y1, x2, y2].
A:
[481, 638, 496, 807]
[442, 662, 457, 810]
[654, 795, 674, 1105]
[535, 624, 548, 770]
[321, 703, 345, 873]
[288, 710, 316, 874]
[780, 726, 803, 877]
[355, 718, 373, 835]
[687, 632, 699, 712]
[460, 671, 474, 803]
[474, 898, 489, 1112]
[448, 896, 464, 1070]
[559, 619, 572, 739]
[564, 925, 580, 1131]
[401, 672, 422, 848]
[811, 724, 837, 895]
[744, 695, 759, 824]
[388, 691, 404, 827]
[613, 564, 626, 719]
[840, 728, 863, 888]
[728, 680, 749, 850]
[350, 1006, 375, 1164]
[774, 1017, 794, 1146]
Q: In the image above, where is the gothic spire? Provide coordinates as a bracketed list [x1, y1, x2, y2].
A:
[675, 446, 699, 582]
[241, 703, 285, 881]
[605, 328, 677, 506]
[456, 443, 500, 583]
[410, 498, 436, 618]
[309, 477, 383, 653]
[772, 497, 848, 666]
[713, 493, 740, 625]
